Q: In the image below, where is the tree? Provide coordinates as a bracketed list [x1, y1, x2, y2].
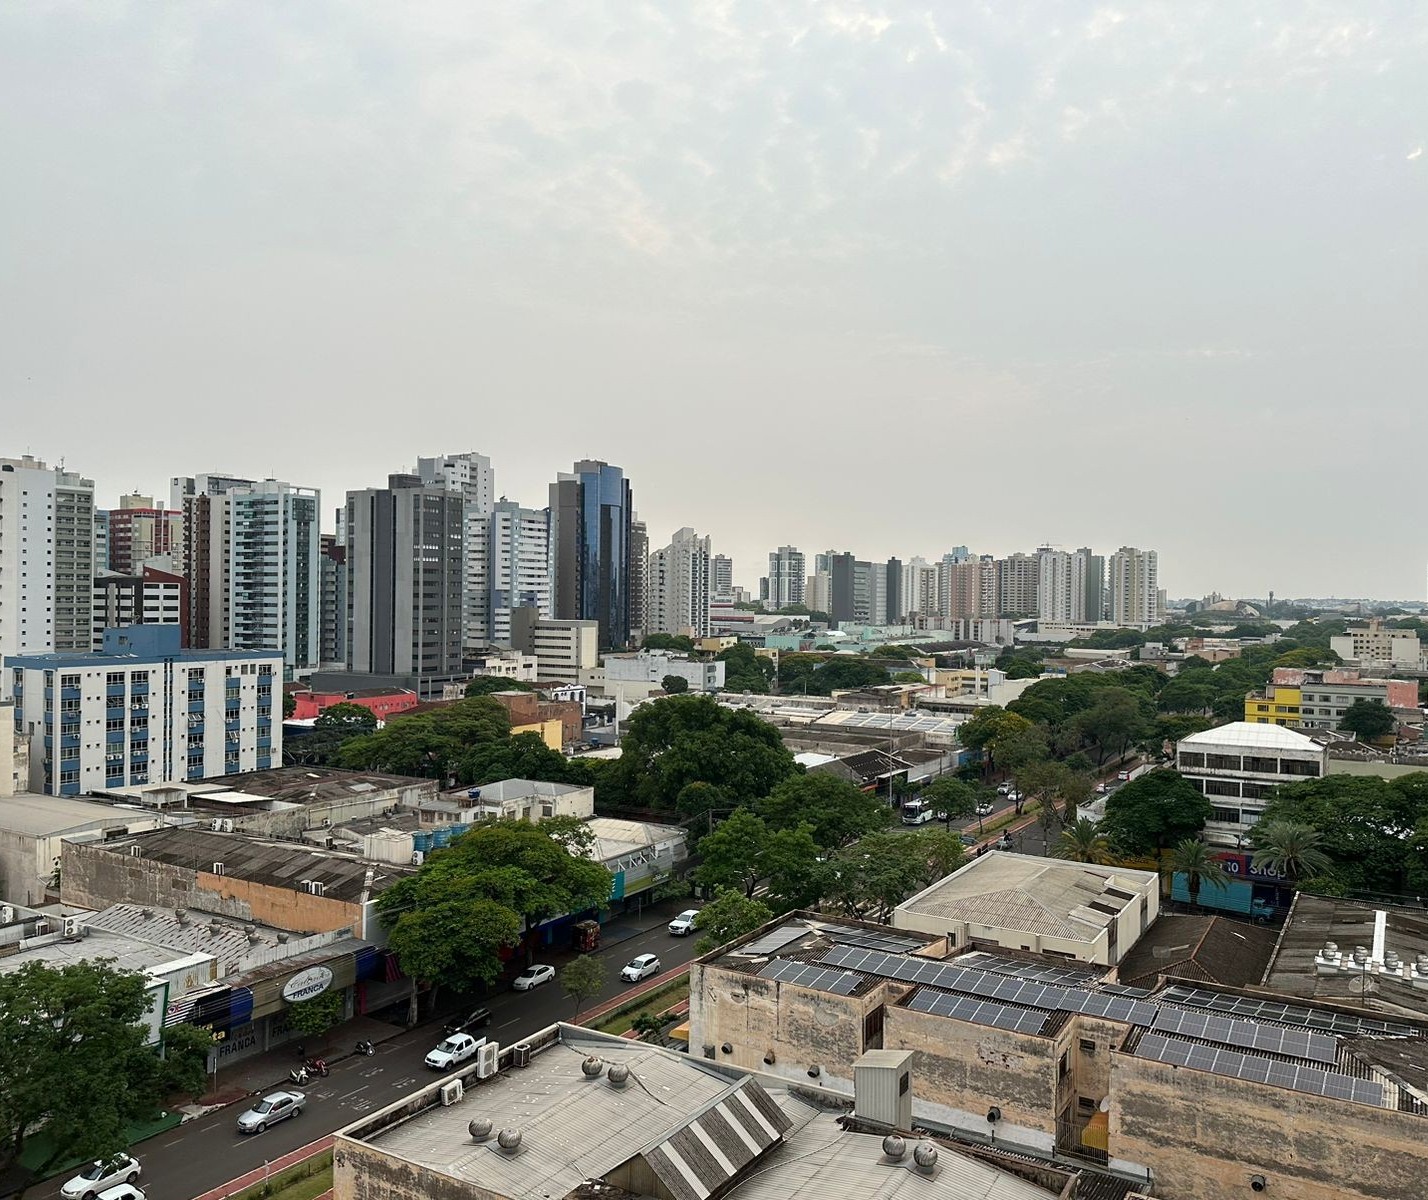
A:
[631, 1012, 668, 1043]
[693, 890, 774, 954]
[1073, 689, 1151, 764]
[461, 732, 580, 787]
[0, 960, 210, 1186]
[465, 675, 537, 697]
[1053, 818, 1115, 864]
[1168, 839, 1232, 908]
[661, 674, 690, 695]
[828, 832, 944, 923]
[283, 690, 297, 718]
[1338, 699, 1397, 741]
[561, 955, 607, 1016]
[157, 1023, 217, 1099]
[717, 643, 773, 694]
[339, 696, 510, 780]
[313, 701, 379, 733]
[756, 773, 889, 851]
[643, 633, 695, 652]
[1099, 769, 1211, 857]
[921, 778, 980, 825]
[286, 990, 346, 1038]
[604, 695, 796, 812]
[694, 809, 768, 897]
[1249, 820, 1335, 892]
[957, 707, 1034, 774]
[892, 671, 926, 683]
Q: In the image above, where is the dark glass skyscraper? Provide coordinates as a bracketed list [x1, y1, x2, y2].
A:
[549, 460, 633, 649]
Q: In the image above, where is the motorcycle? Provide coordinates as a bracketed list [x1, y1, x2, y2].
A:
[356, 1039, 376, 1056]
[305, 1057, 330, 1077]
[289, 1065, 310, 1086]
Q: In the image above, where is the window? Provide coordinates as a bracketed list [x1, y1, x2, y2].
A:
[1077, 1096, 1097, 1114]
[1179, 751, 1205, 769]
[1205, 754, 1242, 771]
[1079, 1038, 1096, 1054]
[1204, 779, 1242, 798]
[1058, 1052, 1069, 1079]
[1210, 805, 1241, 824]
[1243, 756, 1279, 774]
[1281, 759, 1320, 777]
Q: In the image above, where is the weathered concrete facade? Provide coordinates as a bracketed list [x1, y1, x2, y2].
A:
[1110, 1049, 1426, 1200]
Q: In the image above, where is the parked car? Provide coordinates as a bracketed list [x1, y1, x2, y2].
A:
[996, 782, 1012, 795]
[620, 953, 662, 983]
[1094, 782, 1109, 795]
[511, 963, 556, 991]
[1116, 771, 1132, 782]
[61, 1155, 141, 1200]
[236, 1090, 306, 1134]
[95, 1188, 146, 1200]
[445, 1007, 492, 1035]
[668, 909, 699, 936]
[426, 1031, 485, 1070]
[975, 802, 994, 816]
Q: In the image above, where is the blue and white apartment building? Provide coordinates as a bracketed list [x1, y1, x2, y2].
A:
[5, 625, 281, 796]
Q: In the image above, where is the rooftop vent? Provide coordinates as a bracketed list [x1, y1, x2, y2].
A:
[912, 1141, 939, 1175]
[496, 1128, 522, 1154]
[881, 1134, 906, 1161]
[174, 909, 188, 924]
[607, 1063, 630, 1090]
[468, 1118, 493, 1142]
[581, 1056, 603, 1078]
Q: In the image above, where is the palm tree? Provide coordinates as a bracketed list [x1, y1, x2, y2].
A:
[1250, 821, 1334, 906]
[1053, 818, 1115, 865]
[1168, 839, 1232, 909]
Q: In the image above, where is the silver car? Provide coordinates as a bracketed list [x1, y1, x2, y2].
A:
[236, 1089, 306, 1134]
[60, 1155, 141, 1200]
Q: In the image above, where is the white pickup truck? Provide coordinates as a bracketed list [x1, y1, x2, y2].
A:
[426, 1031, 486, 1070]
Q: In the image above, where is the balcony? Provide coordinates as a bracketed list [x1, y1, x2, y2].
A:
[189, 722, 205, 736]
[188, 699, 205, 713]
[257, 736, 272, 750]
[61, 733, 80, 750]
[106, 729, 125, 744]
[226, 719, 241, 732]
[106, 683, 126, 698]
[61, 687, 81, 702]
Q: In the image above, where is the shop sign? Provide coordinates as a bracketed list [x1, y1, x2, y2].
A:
[281, 965, 334, 1003]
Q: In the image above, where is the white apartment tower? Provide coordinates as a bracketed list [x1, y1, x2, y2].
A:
[416, 451, 495, 653]
[0, 455, 96, 657]
[1108, 546, 1160, 628]
[766, 546, 805, 610]
[902, 557, 939, 618]
[647, 527, 713, 639]
[488, 500, 552, 646]
[1037, 548, 1090, 623]
[226, 480, 321, 671]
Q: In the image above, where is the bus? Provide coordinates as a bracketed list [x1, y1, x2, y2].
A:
[901, 797, 935, 825]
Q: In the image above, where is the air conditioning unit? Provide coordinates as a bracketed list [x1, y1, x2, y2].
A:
[512, 1042, 532, 1069]
[213, 862, 225, 876]
[475, 1041, 500, 1080]
[210, 818, 225, 832]
[411, 850, 425, 866]
[34, 920, 50, 936]
[63, 917, 81, 937]
[0, 906, 12, 925]
[220, 818, 234, 833]
[440, 1079, 464, 1106]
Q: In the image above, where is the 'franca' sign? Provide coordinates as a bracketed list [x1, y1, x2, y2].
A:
[282, 966, 335, 1003]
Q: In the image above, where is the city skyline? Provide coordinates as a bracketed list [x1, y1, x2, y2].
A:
[4, 4, 1425, 600]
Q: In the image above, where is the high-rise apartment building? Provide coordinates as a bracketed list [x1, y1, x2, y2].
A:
[488, 500, 551, 646]
[92, 566, 186, 650]
[1077, 548, 1106, 622]
[227, 480, 321, 672]
[901, 557, 938, 619]
[884, 558, 902, 625]
[94, 512, 110, 574]
[942, 558, 988, 620]
[318, 534, 347, 669]
[415, 451, 495, 653]
[766, 546, 806, 610]
[1036, 548, 1084, 624]
[997, 553, 1039, 617]
[174, 473, 251, 652]
[0, 455, 96, 657]
[628, 516, 648, 641]
[1108, 546, 1160, 628]
[712, 555, 734, 597]
[346, 475, 464, 680]
[107, 494, 183, 574]
[549, 460, 634, 650]
[978, 554, 1001, 618]
[646, 527, 713, 639]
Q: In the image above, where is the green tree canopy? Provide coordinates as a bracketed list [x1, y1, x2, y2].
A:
[1338, 699, 1397, 741]
[286, 990, 346, 1037]
[643, 633, 696, 652]
[755, 772, 889, 851]
[957, 706, 1034, 770]
[717, 642, 774, 694]
[561, 955, 607, 1016]
[1168, 839, 1232, 908]
[693, 890, 774, 954]
[1099, 769, 1211, 857]
[826, 830, 962, 923]
[1249, 820, 1334, 887]
[338, 696, 510, 780]
[1053, 817, 1115, 864]
[313, 701, 379, 732]
[603, 695, 797, 811]
[460, 732, 589, 788]
[661, 674, 690, 694]
[694, 810, 829, 909]
[465, 675, 537, 696]
[920, 778, 982, 824]
[0, 960, 210, 1180]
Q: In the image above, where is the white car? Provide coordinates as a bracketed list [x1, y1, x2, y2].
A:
[236, 1089, 306, 1134]
[511, 963, 556, 991]
[996, 782, 1011, 795]
[975, 802, 995, 816]
[620, 953, 662, 983]
[95, 1188, 146, 1200]
[61, 1155, 142, 1200]
[426, 1031, 485, 1070]
[668, 909, 699, 936]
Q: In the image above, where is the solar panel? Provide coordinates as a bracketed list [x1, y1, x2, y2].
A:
[1158, 984, 1417, 1039]
[741, 924, 814, 956]
[956, 951, 1104, 988]
[756, 959, 862, 996]
[906, 987, 1048, 1035]
[1138, 1033, 1386, 1107]
[1101, 983, 1156, 998]
[1152, 1008, 1339, 1064]
[819, 924, 928, 955]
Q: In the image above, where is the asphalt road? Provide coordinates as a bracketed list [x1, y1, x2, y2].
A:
[32, 913, 705, 1200]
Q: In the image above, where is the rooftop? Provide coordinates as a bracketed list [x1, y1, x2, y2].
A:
[89, 827, 414, 903]
[1116, 914, 1279, 990]
[342, 1028, 1066, 1200]
[893, 852, 1158, 942]
[97, 766, 434, 809]
[585, 817, 687, 862]
[1178, 721, 1324, 752]
[0, 792, 142, 837]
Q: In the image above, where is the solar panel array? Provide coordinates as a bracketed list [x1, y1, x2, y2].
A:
[1137, 1033, 1385, 1107]
[820, 924, 929, 955]
[756, 959, 862, 996]
[740, 924, 813, 957]
[1101, 983, 1157, 998]
[819, 946, 1159, 1026]
[906, 987, 1048, 1035]
[1152, 1007, 1339, 1065]
[956, 950, 1105, 988]
[1158, 984, 1418, 1038]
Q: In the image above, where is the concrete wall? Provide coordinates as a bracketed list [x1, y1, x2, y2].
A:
[1109, 1050, 1427, 1200]
[61, 840, 363, 934]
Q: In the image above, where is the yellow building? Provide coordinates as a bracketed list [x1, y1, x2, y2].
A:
[1244, 684, 1301, 726]
[511, 718, 564, 750]
[696, 636, 738, 653]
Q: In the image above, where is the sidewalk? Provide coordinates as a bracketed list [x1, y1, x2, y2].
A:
[190, 1013, 407, 1110]
[192, 1135, 334, 1200]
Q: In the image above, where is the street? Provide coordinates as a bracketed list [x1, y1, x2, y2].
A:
[30, 912, 705, 1200]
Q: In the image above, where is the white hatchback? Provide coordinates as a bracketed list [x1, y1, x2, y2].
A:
[61, 1155, 141, 1200]
[620, 953, 662, 983]
[511, 963, 556, 991]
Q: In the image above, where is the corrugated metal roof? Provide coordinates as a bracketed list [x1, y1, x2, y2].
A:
[641, 1078, 793, 1200]
[1177, 721, 1321, 750]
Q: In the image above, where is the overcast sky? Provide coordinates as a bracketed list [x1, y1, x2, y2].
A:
[3, 3, 1424, 601]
